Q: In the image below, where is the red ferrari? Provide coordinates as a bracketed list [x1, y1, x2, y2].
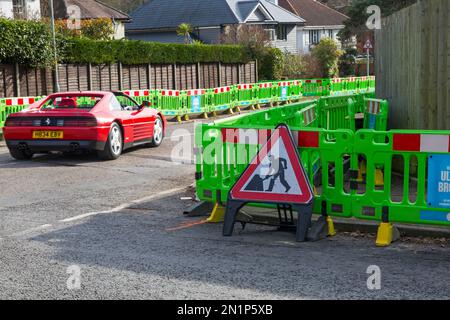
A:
[3, 91, 167, 160]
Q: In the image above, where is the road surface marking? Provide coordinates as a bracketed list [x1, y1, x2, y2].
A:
[11, 224, 53, 237]
[60, 186, 189, 223]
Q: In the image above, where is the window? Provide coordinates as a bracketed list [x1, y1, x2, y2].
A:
[41, 95, 103, 110]
[265, 29, 275, 41]
[114, 93, 140, 111]
[276, 25, 288, 41]
[13, 0, 26, 19]
[328, 30, 333, 38]
[309, 30, 320, 44]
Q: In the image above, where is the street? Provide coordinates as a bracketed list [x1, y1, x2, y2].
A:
[0, 120, 449, 300]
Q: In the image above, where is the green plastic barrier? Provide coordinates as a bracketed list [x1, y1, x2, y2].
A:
[153, 89, 187, 118]
[302, 79, 330, 96]
[123, 90, 155, 106]
[317, 95, 357, 131]
[208, 86, 235, 113]
[235, 84, 257, 108]
[256, 82, 276, 106]
[351, 130, 450, 227]
[0, 77, 376, 129]
[363, 98, 389, 131]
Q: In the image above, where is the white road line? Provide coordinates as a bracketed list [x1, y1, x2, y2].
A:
[170, 133, 194, 139]
[60, 186, 189, 223]
[11, 224, 53, 237]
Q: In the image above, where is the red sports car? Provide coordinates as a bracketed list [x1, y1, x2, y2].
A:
[3, 91, 166, 160]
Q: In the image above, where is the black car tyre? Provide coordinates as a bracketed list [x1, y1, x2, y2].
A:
[98, 123, 123, 160]
[9, 148, 34, 160]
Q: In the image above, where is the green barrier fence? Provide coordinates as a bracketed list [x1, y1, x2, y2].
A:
[195, 91, 450, 230]
[0, 76, 374, 129]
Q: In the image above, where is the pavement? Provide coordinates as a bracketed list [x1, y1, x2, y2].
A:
[0, 116, 449, 300]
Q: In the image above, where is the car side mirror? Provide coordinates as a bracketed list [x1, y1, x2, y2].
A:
[141, 100, 151, 109]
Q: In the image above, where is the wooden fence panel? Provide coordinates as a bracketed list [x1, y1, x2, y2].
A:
[375, 0, 449, 130]
[0, 61, 258, 97]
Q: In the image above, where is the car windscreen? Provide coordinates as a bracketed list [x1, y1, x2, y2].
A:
[41, 95, 103, 110]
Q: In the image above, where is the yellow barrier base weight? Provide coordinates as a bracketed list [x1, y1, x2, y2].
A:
[327, 216, 336, 237]
[376, 222, 400, 247]
[375, 169, 384, 187]
[207, 203, 225, 223]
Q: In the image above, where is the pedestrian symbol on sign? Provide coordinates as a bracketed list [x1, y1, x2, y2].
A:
[223, 124, 315, 241]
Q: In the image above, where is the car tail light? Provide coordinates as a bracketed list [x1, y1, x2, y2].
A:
[64, 117, 97, 127]
[4, 117, 33, 127]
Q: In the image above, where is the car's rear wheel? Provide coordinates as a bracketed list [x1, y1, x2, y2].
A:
[98, 123, 123, 160]
[9, 148, 34, 160]
[148, 116, 164, 147]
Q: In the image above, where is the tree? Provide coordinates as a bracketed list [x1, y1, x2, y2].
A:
[339, 0, 418, 41]
[177, 23, 193, 44]
[312, 38, 343, 77]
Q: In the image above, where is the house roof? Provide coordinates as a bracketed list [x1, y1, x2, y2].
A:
[126, 0, 304, 31]
[54, 0, 131, 21]
[279, 0, 348, 26]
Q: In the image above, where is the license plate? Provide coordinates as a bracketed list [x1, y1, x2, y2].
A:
[32, 131, 64, 139]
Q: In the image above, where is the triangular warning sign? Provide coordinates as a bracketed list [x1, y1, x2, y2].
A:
[364, 39, 373, 49]
[230, 124, 314, 205]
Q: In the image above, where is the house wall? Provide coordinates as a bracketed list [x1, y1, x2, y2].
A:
[297, 27, 343, 54]
[113, 22, 126, 40]
[0, 0, 14, 18]
[271, 25, 297, 53]
[0, 0, 41, 19]
[26, 0, 40, 19]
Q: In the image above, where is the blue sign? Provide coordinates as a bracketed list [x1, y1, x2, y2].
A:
[420, 211, 450, 222]
[368, 114, 376, 129]
[427, 154, 450, 209]
[191, 96, 201, 113]
[281, 87, 288, 100]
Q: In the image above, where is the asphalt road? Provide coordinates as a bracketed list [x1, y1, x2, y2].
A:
[0, 118, 449, 300]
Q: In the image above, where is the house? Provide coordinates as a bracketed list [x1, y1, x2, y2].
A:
[41, 0, 131, 39]
[126, 0, 306, 53]
[0, 0, 41, 20]
[279, 0, 349, 53]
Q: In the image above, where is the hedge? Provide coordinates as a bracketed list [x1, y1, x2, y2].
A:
[0, 19, 53, 67]
[63, 38, 252, 65]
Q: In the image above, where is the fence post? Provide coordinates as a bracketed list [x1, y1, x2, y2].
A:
[173, 63, 177, 90]
[87, 63, 92, 91]
[14, 63, 20, 97]
[218, 62, 222, 87]
[147, 63, 152, 90]
[237, 64, 241, 84]
[196, 62, 201, 89]
[254, 59, 259, 83]
[117, 61, 123, 90]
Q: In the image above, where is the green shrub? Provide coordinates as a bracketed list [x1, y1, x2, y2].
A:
[258, 48, 283, 80]
[0, 19, 53, 67]
[312, 38, 343, 77]
[281, 53, 322, 79]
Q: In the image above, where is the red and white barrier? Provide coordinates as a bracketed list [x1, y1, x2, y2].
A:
[161, 90, 180, 97]
[123, 90, 150, 97]
[186, 89, 206, 96]
[237, 84, 253, 90]
[367, 100, 381, 114]
[5, 97, 36, 106]
[214, 86, 231, 94]
[393, 134, 450, 153]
